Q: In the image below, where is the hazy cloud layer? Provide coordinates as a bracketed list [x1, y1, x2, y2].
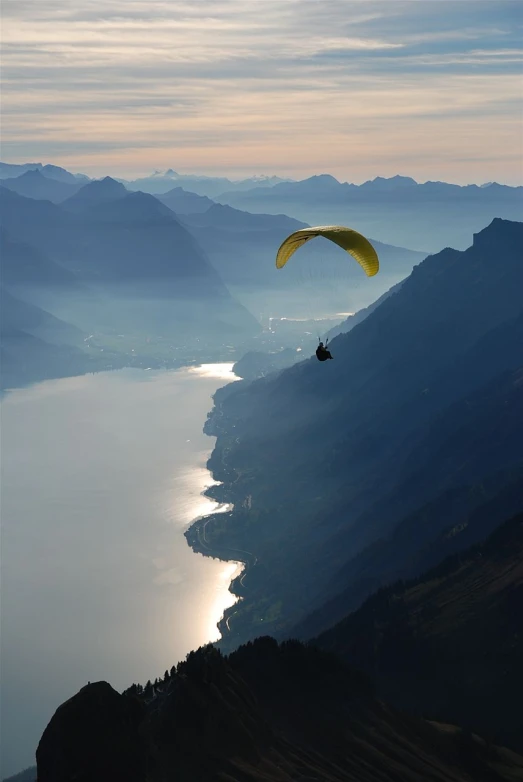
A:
[2, 0, 522, 182]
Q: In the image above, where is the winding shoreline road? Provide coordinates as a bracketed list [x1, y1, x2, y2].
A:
[187, 510, 258, 637]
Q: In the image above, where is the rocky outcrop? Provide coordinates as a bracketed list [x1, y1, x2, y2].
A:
[36, 682, 145, 782]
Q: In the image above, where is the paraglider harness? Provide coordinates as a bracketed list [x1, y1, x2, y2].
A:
[316, 338, 333, 362]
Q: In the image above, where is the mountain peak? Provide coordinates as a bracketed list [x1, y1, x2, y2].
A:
[360, 175, 418, 190]
[19, 168, 45, 181]
[70, 176, 127, 201]
[472, 217, 523, 249]
[308, 173, 340, 184]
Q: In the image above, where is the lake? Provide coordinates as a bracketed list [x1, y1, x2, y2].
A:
[0, 365, 241, 778]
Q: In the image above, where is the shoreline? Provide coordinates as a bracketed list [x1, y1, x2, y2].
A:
[184, 364, 255, 649]
[184, 506, 257, 647]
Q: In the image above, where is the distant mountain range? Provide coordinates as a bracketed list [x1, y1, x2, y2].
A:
[0, 170, 83, 203]
[123, 169, 293, 197]
[0, 180, 256, 312]
[0, 162, 89, 183]
[214, 174, 523, 253]
[3, 158, 520, 255]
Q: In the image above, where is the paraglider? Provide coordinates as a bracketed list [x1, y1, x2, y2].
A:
[316, 340, 333, 361]
[275, 225, 379, 361]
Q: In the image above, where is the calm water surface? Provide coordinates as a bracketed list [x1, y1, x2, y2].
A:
[0, 365, 241, 777]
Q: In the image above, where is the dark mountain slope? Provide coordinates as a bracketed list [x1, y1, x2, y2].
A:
[324, 280, 403, 340]
[36, 640, 523, 782]
[316, 514, 523, 753]
[188, 219, 523, 647]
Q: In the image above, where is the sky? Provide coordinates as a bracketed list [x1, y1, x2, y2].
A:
[1, 0, 522, 183]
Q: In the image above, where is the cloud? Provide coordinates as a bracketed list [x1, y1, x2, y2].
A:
[2, 0, 522, 182]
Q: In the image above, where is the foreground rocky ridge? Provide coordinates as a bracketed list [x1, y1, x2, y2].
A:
[36, 639, 523, 782]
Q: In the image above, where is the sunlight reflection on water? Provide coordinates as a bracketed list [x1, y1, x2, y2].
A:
[205, 561, 244, 642]
[161, 458, 239, 643]
[188, 362, 237, 380]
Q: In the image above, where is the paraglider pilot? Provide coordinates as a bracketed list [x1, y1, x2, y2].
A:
[316, 339, 333, 361]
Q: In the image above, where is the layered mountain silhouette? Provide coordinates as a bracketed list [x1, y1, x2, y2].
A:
[35, 639, 523, 782]
[191, 219, 523, 650]
[0, 183, 259, 347]
[0, 170, 82, 203]
[0, 161, 89, 183]
[215, 175, 523, 253]
[125, 169, 291, 197]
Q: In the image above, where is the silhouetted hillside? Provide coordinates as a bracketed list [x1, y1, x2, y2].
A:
[35, 639, 523, 782]
[215, 175, 523, 252]
[324, 281, 403, 340]
[186, 219, 523, 649]
[316, 514, 523, 753]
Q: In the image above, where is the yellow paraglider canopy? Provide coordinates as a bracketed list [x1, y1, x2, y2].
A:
[275, 225, 379, 277]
